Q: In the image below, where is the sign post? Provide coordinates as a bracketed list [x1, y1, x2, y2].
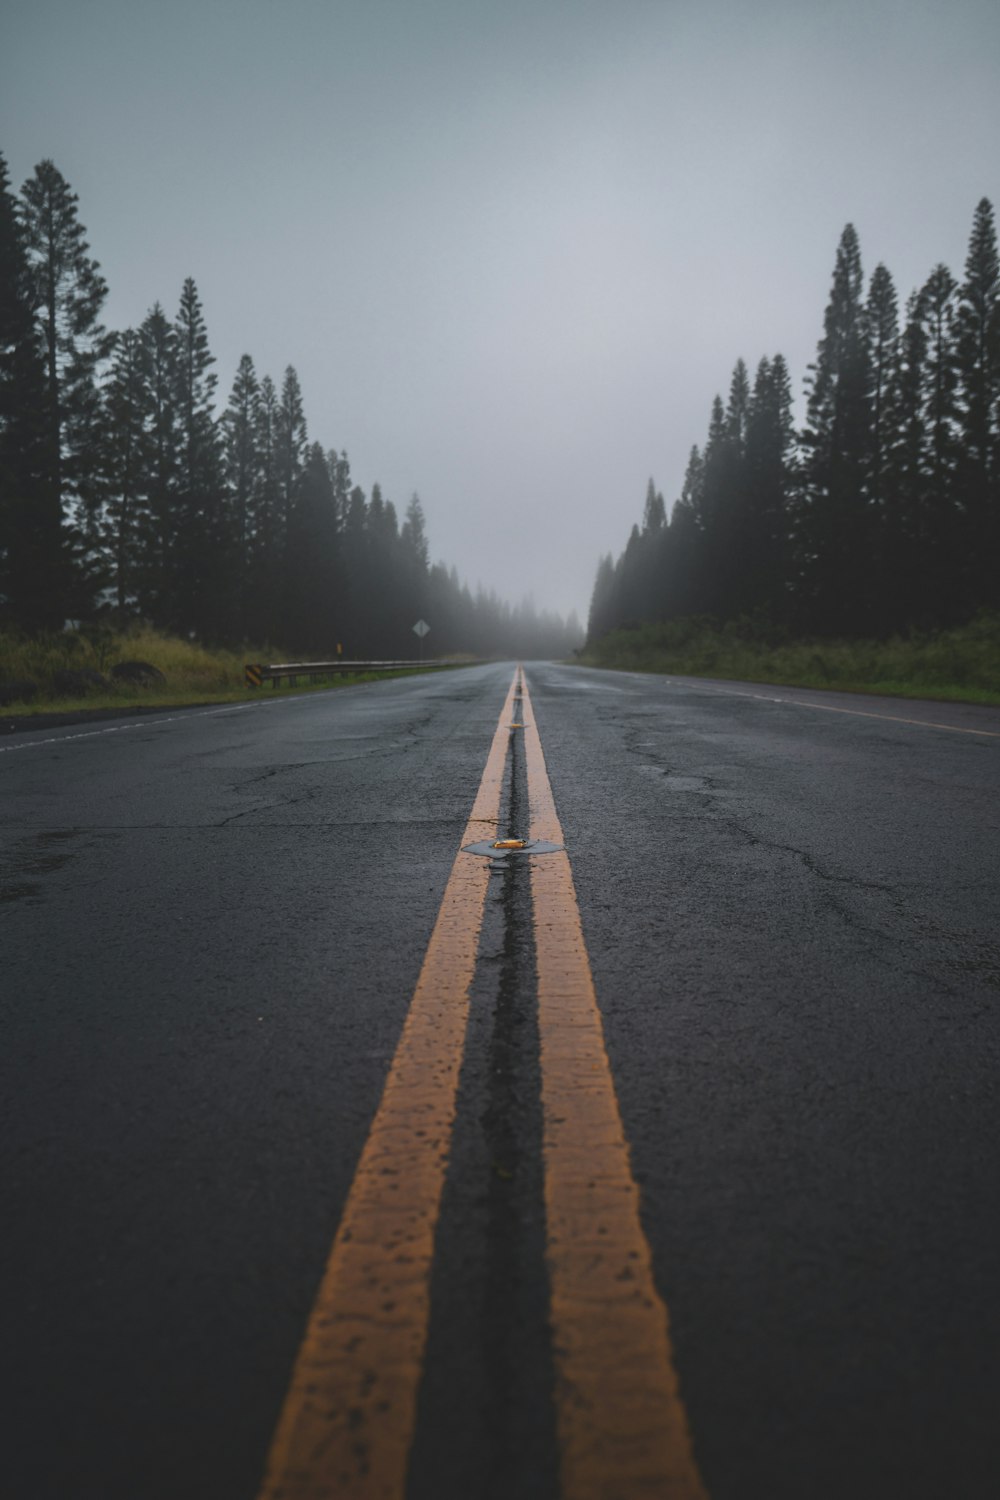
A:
[412, 618, 430, 663]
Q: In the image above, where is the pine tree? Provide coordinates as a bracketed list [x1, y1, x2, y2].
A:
[18, 159, 113, 621]
[0, 151, 51, 627]
[344, 483, 377, 653]
[881, 290, 929, 626]
[665, 445, 704, 617]
[919, 263, 961, 616]
[276, 364, 307, 532]
[741, 353, 795, 620]
[224, 354, 259, 555]
[696, 391, 735, 616]
[365, 483, 406, 653]
[245, 373, 281, 640]
[799, 223, 874, 632]
[401, 492, 429, 573]
[725, 358, 750, 453]
[135, 303, 178, 624]
[171, 277, 228, 636]
[632, 477, 666, 620]
[863, 264, 900, 628]
[399, 492, 430, 639]
[102, 327, 152, 616]
[286, 442, 339, 650]
[642, 476, 666, 534]
[865, 263, 899, 513]
[954, 198, 1000, 605]
[327, 449, 353, 533]
[616, 523, 644, 625]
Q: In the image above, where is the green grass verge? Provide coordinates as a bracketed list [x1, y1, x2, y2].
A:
[580, 614, 1000, 707]
[0, 625, 456, 718]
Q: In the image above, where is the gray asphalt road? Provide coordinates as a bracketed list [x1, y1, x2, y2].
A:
[3, 662, 999, 1499]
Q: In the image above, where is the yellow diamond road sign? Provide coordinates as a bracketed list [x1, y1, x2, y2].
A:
[412, 619, 430, 638]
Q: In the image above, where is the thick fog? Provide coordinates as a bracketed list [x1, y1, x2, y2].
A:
[3, 0, 998, 620]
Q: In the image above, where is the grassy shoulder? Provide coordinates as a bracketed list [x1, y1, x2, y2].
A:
[0, 626, 458, 720]
[579, 614, 1000, 706]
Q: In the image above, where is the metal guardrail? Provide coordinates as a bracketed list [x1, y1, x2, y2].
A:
[244, 659, 453, 688]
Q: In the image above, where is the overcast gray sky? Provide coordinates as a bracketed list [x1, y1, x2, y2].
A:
[3, 0, 999, 621]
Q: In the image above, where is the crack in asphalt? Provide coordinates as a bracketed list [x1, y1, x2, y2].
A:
[611, 711, 996, 986]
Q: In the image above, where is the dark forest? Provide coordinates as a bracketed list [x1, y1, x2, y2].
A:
[0, 153, 581, 661]
[588, 201, 999, 647]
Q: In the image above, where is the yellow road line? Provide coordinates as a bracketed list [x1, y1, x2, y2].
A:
[520, 667, 708, 1500]
[257, 669, 519, 1500]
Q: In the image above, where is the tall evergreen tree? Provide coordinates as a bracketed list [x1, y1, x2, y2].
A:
[865, 263, 899, 512]
[340, 483, 369, 651]
[135, 303, 178, 624]
[171, 277, 228, 636]
[665, 445, 704, 618]
[19, 158, 113, 621]
[696, 391, 734, 615]
[740, 353, 795, 619]
[642, 476, 666, 534]
[399, 492, 430, 637]
[954, 198, 1000, 604]
[799, 223, 874, 632]
[0, 152, 50, 627]
[918, 263, 961, 615]
[245, 373, 281, 640]
[880, 290, 930, 626]
[401, 492, 429, 573]
[276, 364, 307, 532]
[725, 358, 750, 452]
[286, 442, 339, 650]
[327, 448, 353, 533]
[921, 265, 960, 471]
[634, 477, 667, 620]
[101, 327, 152, 616]
[864, 264, 900, 628]
[224, 353, 259, 555]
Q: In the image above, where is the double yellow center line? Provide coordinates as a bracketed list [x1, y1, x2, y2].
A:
[257, 667, 706, 1499]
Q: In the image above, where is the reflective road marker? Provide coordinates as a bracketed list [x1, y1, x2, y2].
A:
[256, 670, 519, 1500]
[520, 667, 708, 1499]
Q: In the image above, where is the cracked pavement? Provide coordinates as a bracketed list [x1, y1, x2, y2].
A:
[2, 661, 999, 1500]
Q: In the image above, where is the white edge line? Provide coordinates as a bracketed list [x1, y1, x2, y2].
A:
[1, 666, 491, 755]
[623, 673, 1000, 740]
[0, 700, 258, 753]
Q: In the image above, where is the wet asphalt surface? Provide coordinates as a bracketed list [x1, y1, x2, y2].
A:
[2, 662, 999, 1500]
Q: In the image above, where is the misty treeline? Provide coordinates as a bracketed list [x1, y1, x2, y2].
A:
[0, 155, 580, 659]
[589, 200, 1000, 645]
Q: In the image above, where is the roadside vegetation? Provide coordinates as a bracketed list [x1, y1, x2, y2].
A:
[0, 625, 450, 717]
[0, 153, 581, 663]
[580, 613, 1000, 706]
[586, 201, 1000, 698]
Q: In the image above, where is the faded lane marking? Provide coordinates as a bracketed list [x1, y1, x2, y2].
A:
[256, 669, 519, 1500]
[658, 678, 1000, 740]
[519, 668, 708, 1499]
[739, 692, 1000, 739]
[0, 702, 259, 752]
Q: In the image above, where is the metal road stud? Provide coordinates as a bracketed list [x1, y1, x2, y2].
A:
[492, 838, 527, 850]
